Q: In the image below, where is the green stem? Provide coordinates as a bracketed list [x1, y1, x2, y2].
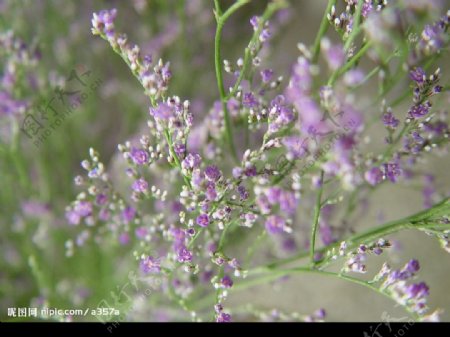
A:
[312, 0, 336, 63]
[343, 0, 364, 52]
[227, 0, 288, 99]
[214, 1, 250, 162]
[264, 198, 450, 270]
[328, 41, 372, 86]
[191, 266, 418, 319]
[310, 170, 324, 264]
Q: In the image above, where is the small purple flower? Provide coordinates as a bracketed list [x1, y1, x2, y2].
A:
[257, 195, 271, 214]
[279, 191, 297, 214]
[361, 2, 373, 17]
[132, 178, 148, 193]
[283, 136, 308, 159]
[265, 215, 287, 235]
[177, 246, 193, 263]
[216, 312, 232, 323]
[205, 183, 217, 201]
[322, 38, 345, 71]
[409, 103, 430, 119]
[66, 210, 81, 225]
[237, 185, 249, 200]
[98, 208, 110, 221]
[250, 16, 259, 30]
[365, 167, 384, 186]
[259, 28, 271, 42]
[182, 153, 202, 171]
[130, 148, 149, 165]
[140, 256, 161, 274]
[244, 165, 257, 177]
[343, 69, 365, 86]
[405, 282, 429, 299]
[232, 167, 243, 178]
[266, 187, 282, 204]
[205, 165, 221, 181]
[409, 67, 426, 84]
[242, 92, 258, 108]
[174, 143, 186, 157]
[383, 162, 402, 183]
[373, 247, 383, 255]
[150, 102, 174, 119]
[220, 275, 233, 289]
[74, 201, 93, 217]
[261, 69, 274, 83]
[196, 213, 209, 227]
[135, 226, 148, 239]
[406, 259, 420, 274]
[92, 9, 117, 36]
[122, 206, 136, 224]
[95, 193, 108, 205]
[382, 112, 400, 128]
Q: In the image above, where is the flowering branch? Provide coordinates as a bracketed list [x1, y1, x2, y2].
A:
[213, 0, 250, 162]
[310, 170, 324, 264]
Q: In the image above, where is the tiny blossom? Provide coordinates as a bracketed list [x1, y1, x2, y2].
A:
[250, 16, 259, 30]
[237, 185, 249, 200]
[177, 246, 193, 263]
[383, 162, 402, 183]
[382, 111, 399, 128]
[204, 165, 221, 181]
[409, 67, 426, 84]
[343, 69, 365, 86]
[321, 38, 345, 70]
[196, 213, 209, 227]
[216, 312, 232, 323]
[66, 210, 81, 226]
[181, 153, 202, 171]
[95, 193, 108, 205]
[150, 102, 174, 120]
[244, 165, 257, 177]
[220, 275, 233, 289]
[261, 69, 274, 83]
[406, 259, 420, 274]
[265, 215, 289, 235]
[364, 167, 383, 186]
[135, 226, 148, 239]
[132, 178, 149, 193]
[130, 148, 149, 165]
[122, 206, 136, 224]
[74, 201, 93, 217]
[140, 256, 161, 274]
[242, 92, 258, 108]
[409, 102, 431, 119]
[283, 136, 309, 159]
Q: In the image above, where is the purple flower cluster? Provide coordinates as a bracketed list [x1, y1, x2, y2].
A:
[376, 259, 435, 316]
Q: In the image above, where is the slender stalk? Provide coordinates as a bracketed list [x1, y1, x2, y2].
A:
[227, 0, 288, 98]
[214, 1, 250, 162]
[328, 41, 372, 86]
[312, 0, 336, 63]
[263, 197, 449, 270]
[343, 0, 364, 52]
[310, 170, 325, 264]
